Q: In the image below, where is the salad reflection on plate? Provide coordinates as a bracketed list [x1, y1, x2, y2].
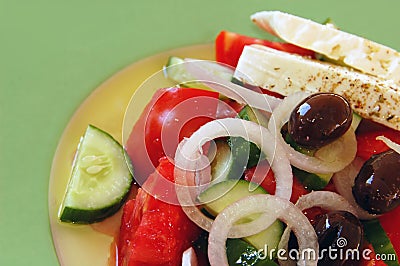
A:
[49, 11, 400, 266]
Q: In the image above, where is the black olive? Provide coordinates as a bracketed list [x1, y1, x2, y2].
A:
[352, 149, 400, 214]
[313, 211, 363, 266]
[288, 93, 352, 148]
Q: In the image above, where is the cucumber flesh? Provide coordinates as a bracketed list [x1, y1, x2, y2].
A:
[164, 56, 207, 89]
[198, 180, 284, 253]
[59, 125, 133, 224]
[209, 140, 238, 183]
[198, 179, 267, 216]
[245, 220, 283, 256]
[164, 56, 232, 90]
[239, 105, 270, 128]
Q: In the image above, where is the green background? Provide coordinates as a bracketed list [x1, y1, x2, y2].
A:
[1, 0, 399, 265]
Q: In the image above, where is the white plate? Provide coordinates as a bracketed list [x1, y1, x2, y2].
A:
[48, 44, 214, 266]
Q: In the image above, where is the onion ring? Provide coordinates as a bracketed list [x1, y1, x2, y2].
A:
[376, 135, 400, 154]
[174, 118, 292, 238]
[208, 194, 318, 266]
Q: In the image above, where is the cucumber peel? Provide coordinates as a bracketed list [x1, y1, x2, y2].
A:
[292, 167, 332, 191]
[363, 219, 399, 266]
[227, 105, 269, 170]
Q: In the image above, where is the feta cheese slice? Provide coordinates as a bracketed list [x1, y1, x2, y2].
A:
[234, 45, 400, 130]
[251, 11, 400, 85]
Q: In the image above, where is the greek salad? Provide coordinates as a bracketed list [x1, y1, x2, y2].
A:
[58, 11, 400, 266]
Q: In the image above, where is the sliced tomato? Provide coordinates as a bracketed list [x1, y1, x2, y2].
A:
[356, 125, 400, 160]
[219, 97, 244, 115]
[117, 158, 202, 266]
[243, 160, 309, 203]
[126, 87, 219, 184]
[215, 30, 316, 67]
[378, 206, 400, 258]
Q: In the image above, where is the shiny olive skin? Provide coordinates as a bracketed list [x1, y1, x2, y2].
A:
[288, 93, 352, 148]
[313, 211, 363, 266]
[352, 149, 400, 214]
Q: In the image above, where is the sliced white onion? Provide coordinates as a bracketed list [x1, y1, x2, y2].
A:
[208, 194, 318, 266]
[182, 247, 198, 266]
[332, 157, 378, 220]
[377, 135, 400, 154]
[278, 191, 360, 266]
[174, 118, 293, 238]
[295, 191, 359, 215]
[268, 91, 357, 174]
[184, 59, 282, 112]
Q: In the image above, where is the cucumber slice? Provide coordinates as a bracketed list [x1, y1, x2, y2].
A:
[164, 56, 205, 88]
[164, 56, 232, 89]
[228, 136, 261, 170]
[227, 104, 270, 170]
[292, 166, 333, 191]
[351, 112, 363, 130]
[363, 219, 399, 266]
[209, 139, 251, 183]
[227, 238, 278, 266]
[198, 180, 267, 216]
[210, 140, 236, 183]
[59, 125, 133, 224]
[239, 105, 269, 128]
[193, 232, 278, 265]
[198, 180, 284, 253]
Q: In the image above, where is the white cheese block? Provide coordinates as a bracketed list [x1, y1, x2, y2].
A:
[234, 44, 400, 130]
[251, 11, 400, 85]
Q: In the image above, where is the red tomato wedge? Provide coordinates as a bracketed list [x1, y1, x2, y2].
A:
[126, 87, 219, 185]
[378, 206, 400, 258]
[356, 124, 400, 160]
[215, 30, 316, 67]
[117, 157, 201, 266]
[243, 160, 309, 203]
